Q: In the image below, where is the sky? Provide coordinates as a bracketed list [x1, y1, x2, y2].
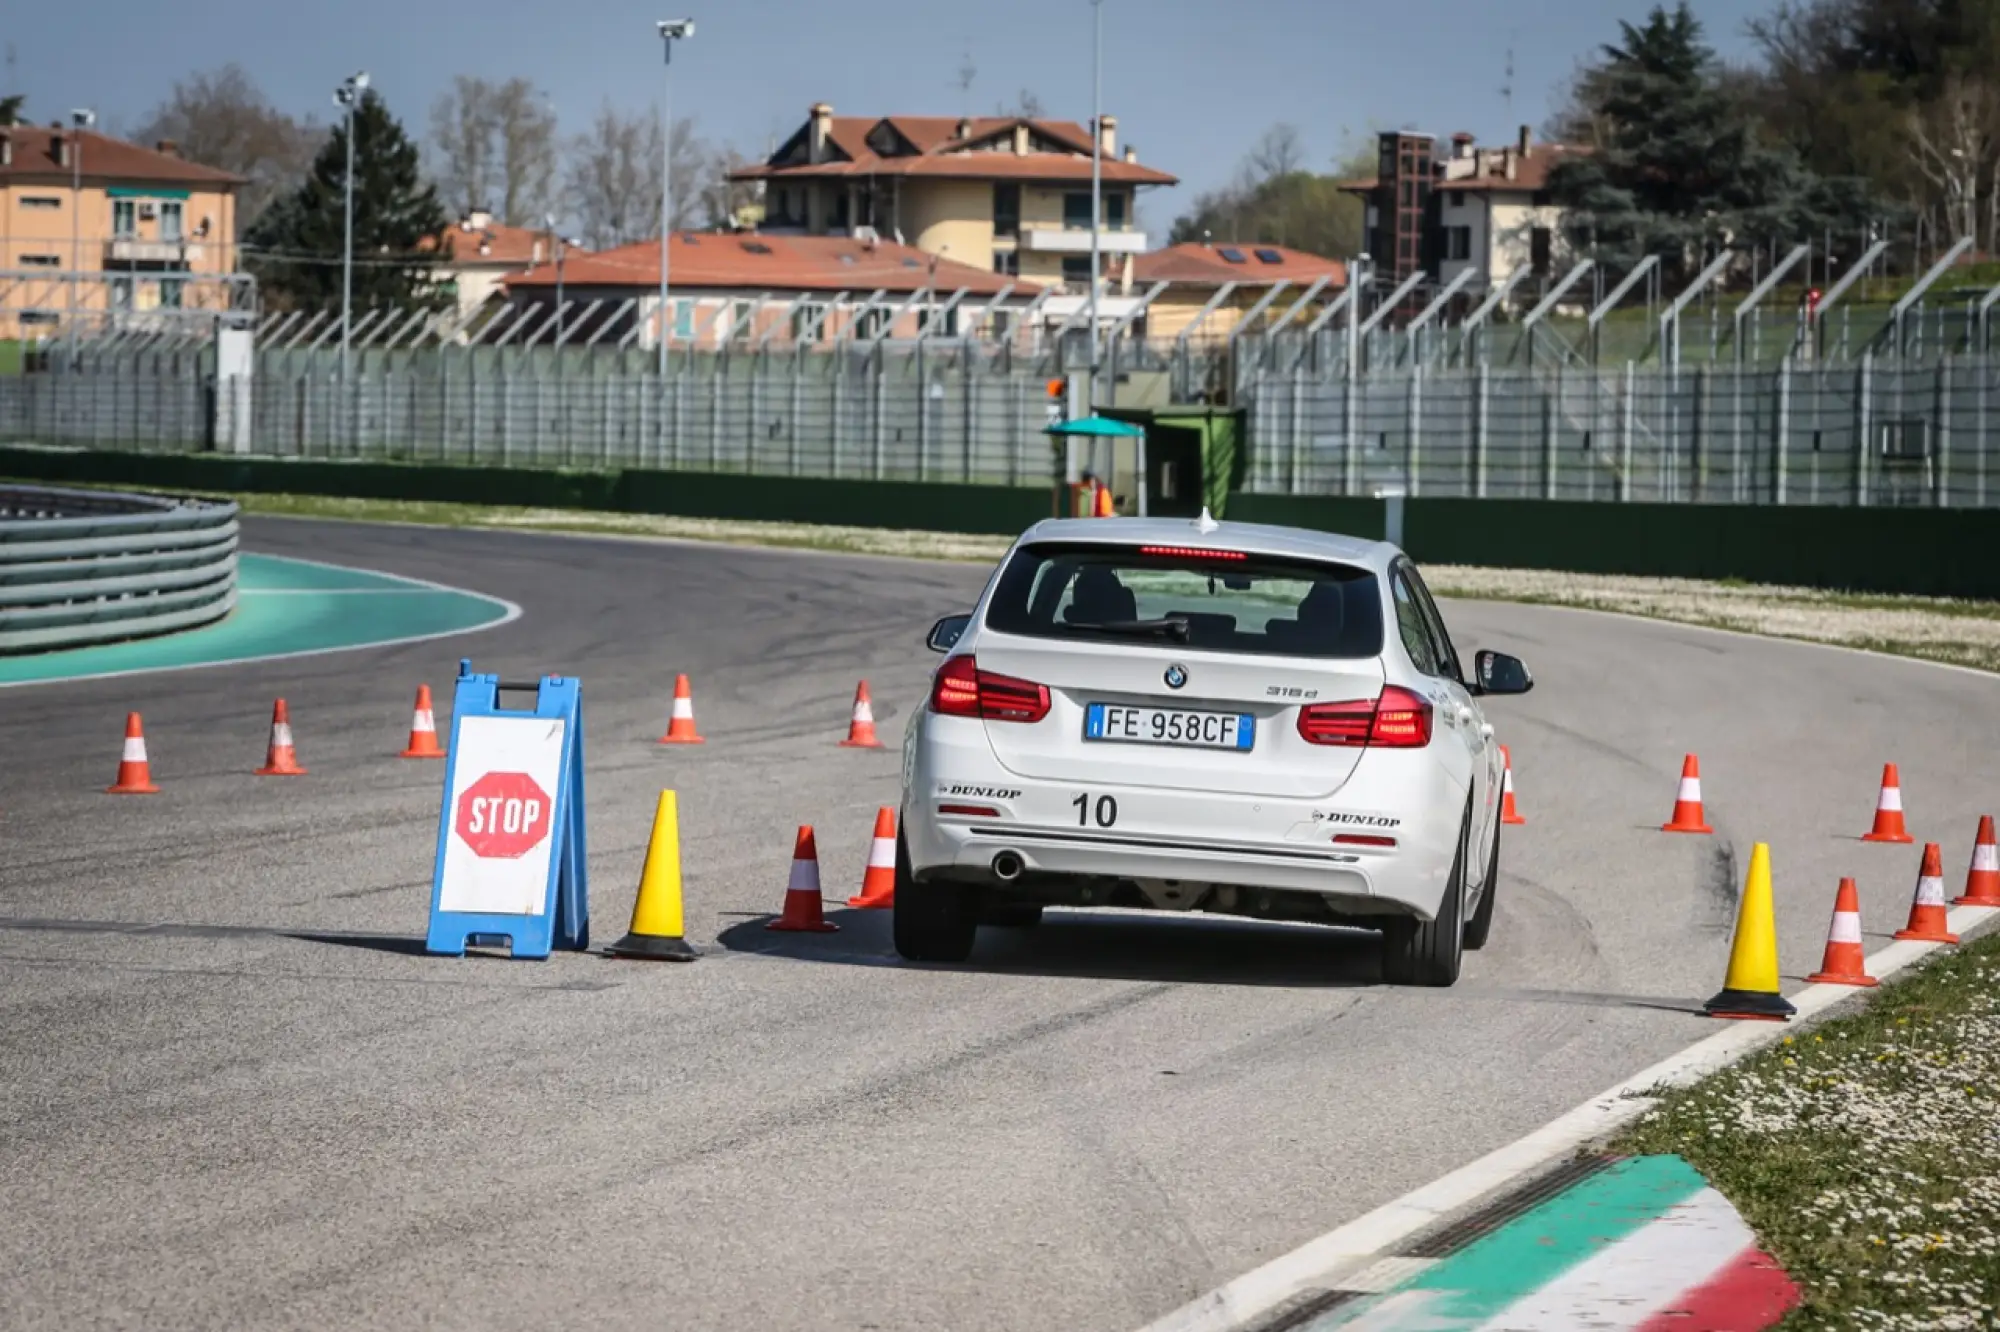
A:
[9, 0, 1771, 227]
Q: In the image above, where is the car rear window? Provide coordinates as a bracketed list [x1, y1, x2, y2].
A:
[983, 542, 1385, 659]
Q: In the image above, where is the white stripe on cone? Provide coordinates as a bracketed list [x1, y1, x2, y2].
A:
[122, 737, 147, 762]
[1828, 911, 1863, 945]
[866, 837, 896, 870]
[1880, 787, 1903, 811]
[1677, 776, 1701, 802]
[787, 855, 820, 893]
[1975, 844, 1999, 871]
[853, 699, 874, 723]
[1502, 767, 1516, 793]
[272, 723, 294, 748]
[671, 697, 694, 720]
[1915, 875, 1945, 906]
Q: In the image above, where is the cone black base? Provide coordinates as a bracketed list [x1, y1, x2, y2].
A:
[1702, 987, 1796, 1020]
[603, 931, 699, 962]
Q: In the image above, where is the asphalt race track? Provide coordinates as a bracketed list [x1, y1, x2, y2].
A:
[2, 518, 1994, 1332]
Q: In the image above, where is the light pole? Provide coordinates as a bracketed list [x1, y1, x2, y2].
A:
[68, 108, 93, 356]
[657, 19, 695, 377]
[1087, 0, 1103, 400]
[333, 71, 369, 392]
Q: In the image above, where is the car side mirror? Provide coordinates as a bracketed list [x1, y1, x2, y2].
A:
[1473, 650, 1533, 696]
[927, 614, 972, 653]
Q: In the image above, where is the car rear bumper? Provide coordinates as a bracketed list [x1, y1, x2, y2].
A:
[905, 718, 1461, 920]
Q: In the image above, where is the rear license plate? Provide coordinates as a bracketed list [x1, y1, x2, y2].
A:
[1084, 703, 1255, 751]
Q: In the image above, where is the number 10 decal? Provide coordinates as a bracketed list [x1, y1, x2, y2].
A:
[1073, 793, 1118, 827]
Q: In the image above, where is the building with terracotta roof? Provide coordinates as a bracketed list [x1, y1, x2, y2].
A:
[0, 124, 244, 339]
[1132, 241, 1347, 341]
[422, 212, 589, 322]
[502, 231, 1039, 348]
[730, 103, 1176, 295]
[1343, 126, 1583, 290]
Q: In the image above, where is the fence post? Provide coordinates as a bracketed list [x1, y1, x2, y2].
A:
[1342, 375, 1359, 496]
[1289, 366, 1305, 493]
[1619, 361, 1635, 502]
[962, 350, 976, 483]
[1542, 367, 1558, 500]
[872, 348, 886, 480]
[1010, 377, 1025, 488]
[1692, 364, 1710, 502]
[1979, 353, 1989, 508]
[1773, 357, 1791, 506]
[791, 355, 805, 476]
[1935, 354, 1951, 507]
[1854, 350, 1872, 507]
[1473, 362, 1489, 498]
[1406, 365, 1423, 497]
[916, 349, 929, 482]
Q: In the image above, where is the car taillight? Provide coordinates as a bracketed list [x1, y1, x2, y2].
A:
[1298, 685, 1432, 748]
[928, 655, 1051, 724]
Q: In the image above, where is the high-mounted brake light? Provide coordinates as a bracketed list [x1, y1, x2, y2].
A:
[928, 655, 1051, 724]
[1137, 545, 1248, 561]
[1297, 685, 1432, 748]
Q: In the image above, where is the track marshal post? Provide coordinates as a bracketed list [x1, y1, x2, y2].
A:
[425, 659, 589, 958]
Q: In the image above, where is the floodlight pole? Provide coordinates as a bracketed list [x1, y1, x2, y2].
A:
[657, 19, 695, 377]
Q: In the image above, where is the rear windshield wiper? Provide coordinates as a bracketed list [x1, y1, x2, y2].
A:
[1071, 616, 1191, 642]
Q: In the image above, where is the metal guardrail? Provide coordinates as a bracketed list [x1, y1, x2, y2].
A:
[0, 484, 239, 654]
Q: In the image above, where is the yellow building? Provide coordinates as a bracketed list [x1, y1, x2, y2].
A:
[0, 125, 244, 339]
[731, 105, 1177, 293]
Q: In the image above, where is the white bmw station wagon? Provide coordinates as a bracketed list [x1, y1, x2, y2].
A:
[896, 512, 1534, 986]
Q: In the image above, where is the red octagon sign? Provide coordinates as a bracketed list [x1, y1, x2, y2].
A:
[455, 771, 553, 859]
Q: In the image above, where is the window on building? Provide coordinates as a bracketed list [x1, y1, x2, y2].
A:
[792, 303, 823, 342]
[19, 254, 60, 267]
[993, 249, 1019, 276]
[159, 201, 184, 241]
[1449, 190, 1466, 208]
[1104, 191, 1127, 229]
[1061, 255, 1094, 284]
[21, 195, 61, 210]
[1062, 192, 1093, 230]
[1531, 226, 1553, 276]
[1446, 226, 1471, 261]
[112, 200, 137, 236]
[993, 183, 1020, 238]
[158, 276, 185, 309]
[109, 277, 134, 310]
[673, 298, 695, 339]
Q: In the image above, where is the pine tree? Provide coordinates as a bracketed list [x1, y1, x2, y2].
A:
[245, 88, 450, 311]
[1548, 2, 1877, 282]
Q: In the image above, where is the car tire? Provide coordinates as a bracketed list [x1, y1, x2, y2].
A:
[891, 827, 979, 963]
[1462, 812, 1500, 952]
[1380, 804, 1468, 987]
[982, 902, 1043, 929]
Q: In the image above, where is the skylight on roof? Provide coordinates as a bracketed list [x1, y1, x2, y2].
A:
[838, 253, 856, 264]
[741, 240, 772, 254]
[1255, 248, 1283, 264]
[1219, 247, 1247, 263]
[680, 234, 699, 245]
[901, 257, 919, 268]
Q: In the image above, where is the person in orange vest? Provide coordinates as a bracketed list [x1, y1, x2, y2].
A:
[1080, 471, 1116, 517]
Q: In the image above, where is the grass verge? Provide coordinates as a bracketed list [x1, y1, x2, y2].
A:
[1614, 932, 2000, 1330]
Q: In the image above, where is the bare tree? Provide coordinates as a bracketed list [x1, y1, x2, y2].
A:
[996, 89, 1045, 118]
[563, 104, 709, 248]
[133, 64, 320, 225]
[697, 143, 762, 230]
[429, 75, 558, 227]
[1906, 72, 1996, 246]
[1246, 123, 1306, 180]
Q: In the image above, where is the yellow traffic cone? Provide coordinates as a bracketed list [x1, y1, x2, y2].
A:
[603, 790, 699, 962]
[1703, 842, 1795, 1021]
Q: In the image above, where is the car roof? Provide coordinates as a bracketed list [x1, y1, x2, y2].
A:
[1015, 515, 1396, 571]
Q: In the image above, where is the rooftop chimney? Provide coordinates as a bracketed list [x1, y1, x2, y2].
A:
[1098, 114, 1117, 158]
[467, 209, 493, 230]
[1013, 122, 1030, 155]
[1517, 124, 1533, 157]
[0, 131, 10, 168]
[1123, 144, 1136, 164]
[1451, 131, 1474, 161]
[955, 117, 971, 141]
[155, 138, 180, 158]
[808, 102, 834, 163]
[52, 131, 70, 170]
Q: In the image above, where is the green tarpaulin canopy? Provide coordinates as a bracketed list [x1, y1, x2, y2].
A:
[1042, 415, 1145, 438]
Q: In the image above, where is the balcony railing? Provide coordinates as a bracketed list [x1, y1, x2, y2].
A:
[1021, 227, 1149, 255]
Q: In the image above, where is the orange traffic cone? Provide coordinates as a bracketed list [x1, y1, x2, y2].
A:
[1861, 764, 1913, 843]
[1499, 746, 1525, 825]
[399, 685, 446, 758]
[1953, 816, 2000, 907]
[106, 712, 160, 794]
[659, 674, 705, 745]
[254, 699, 308, 775]
[768, 826, 838, 932]
[848, 807, 898, 908]
[840, 681, 883, 749]
[1893, 842, 1959, 944]
[1806, 878, 1877, 987]
[1661, 754, 1714, 834]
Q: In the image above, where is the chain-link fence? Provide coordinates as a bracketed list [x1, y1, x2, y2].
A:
[1241, 352, 1993, 506]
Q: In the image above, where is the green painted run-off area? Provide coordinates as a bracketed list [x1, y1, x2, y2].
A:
[0, 552, 514, 686]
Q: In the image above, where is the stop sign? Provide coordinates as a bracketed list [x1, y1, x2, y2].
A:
[455, 771, 553, 859]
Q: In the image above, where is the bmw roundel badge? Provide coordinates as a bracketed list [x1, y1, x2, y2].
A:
[1164, 664, 1189, 690]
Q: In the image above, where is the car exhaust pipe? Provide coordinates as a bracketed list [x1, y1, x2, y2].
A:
[991, 851, 1025, 882]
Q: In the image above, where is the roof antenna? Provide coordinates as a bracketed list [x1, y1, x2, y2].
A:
[955, 43, 976, 117]
[1195, 507, 1219, 534]
[1500, 33, 1516, 125]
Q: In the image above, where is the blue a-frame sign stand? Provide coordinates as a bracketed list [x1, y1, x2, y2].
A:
[424, 658, 590, 959]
